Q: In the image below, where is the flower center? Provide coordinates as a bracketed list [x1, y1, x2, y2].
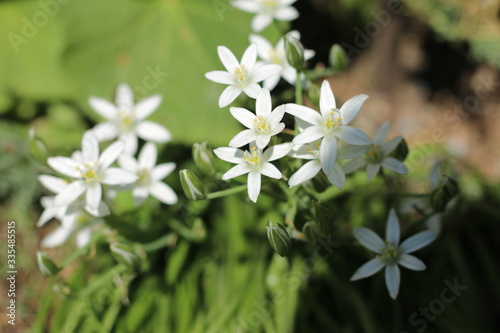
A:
[253, 115, 268, 133]
[269, 49, 283, 65]
[377, 240, 399, 265]
[366, 144, 382, 163]
[244, 147, 261, 167]
[137, 168, 150, 185]
[78, 162, 99, 183]
[306, 142, 321, 158]
[261, 0, 278, 11]
[234, 65, 247, 82]
[324, 109, 342, 130]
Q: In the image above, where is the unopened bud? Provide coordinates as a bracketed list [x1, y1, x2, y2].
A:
[430, 176, 459, 213]
[266, 220, 291, 257]
[36, 251, 60, 277]
[329, 44, 349, 72]
[180, 169, 206, 201]
[109, 242, 143, 268]
[29, 128, 49, 164]
[313, 201, 334, 236]
[393, 138, 409, 162]
[285, 33, 305, 71]
[192, 142, 218, 176]
[302, 221, 319, 245]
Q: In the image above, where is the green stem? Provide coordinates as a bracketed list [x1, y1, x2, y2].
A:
[206, 184, 247, 199]
[295, 71, 303, 105]
[142, 233, 173, 252]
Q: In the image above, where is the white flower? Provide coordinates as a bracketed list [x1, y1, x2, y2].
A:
[285, 80, 370, 175]
[229, 88, 285, 149]
[343, 122, 408, 181]
[214, 142, 292, 202]
[249, 31, 315, 91]
[118, 142, 178, 206]
[205, 44, 282, 108]
[233, 0, 299, 32]
[88, 83, 172, 155]
[351, 209, 437, 299]
[47, 133, 138, 211]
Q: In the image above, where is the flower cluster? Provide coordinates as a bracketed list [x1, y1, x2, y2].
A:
[37, 84, 177, 248]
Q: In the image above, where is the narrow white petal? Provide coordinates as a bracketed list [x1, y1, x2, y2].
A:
[132, 187, 149, 206]
[82, 133, 99, 163]
[251, 14, 273, 32]
[76, 228, 93, 248]
[249, 34, 273, 60]
[86, 182, 102, 210]
[230, 107, 257, 128]
[343, 157, 367, 174]
[88, 97, 116, 120]
[48, 157, 82, 178]
[38, 175, 67, 193]
[337, 143, 370, 160]
[326, 162, 346, 189]
[86, 200, 110, 217]
[289, 160, 321, 187]
[381, 136, 402, 155]
[252, 64, 282, 83]
[247, 171, 261, 202]
[229, 129, 256, 148]
[334, 126, 371, 145]
[293, 126, 325, 144]
[118, 154, 138, 173]
[41, 225, 73, 248]
[116, 83, 134, 108]
[340, 94, 369, 125]
[213, 147, 245, 164]
[232, 1, 260, 13]
[90, 123, 118, 141]
[243, 83, 262, 99]
[289, 143, 317, 160]
[102, 168, 138, 185]
[138, 142, 157, 170]
[136, 121, 172, 143]
[350, 258, 385, 281]
[37, 206, 59, 227]
[425, 214, 441, 234]
[373, 122, 391, 145]
[205, 71, 236, 85]
[241, 44, 257, 71]
[150, 182, 178, 205]
[53, 180, 86, 207]
[256, 88, 272, 117]
[398, 254, 426, 271]
[259, 163, 282, 179]
[385, 265, 400, 299]
[285, 103, 322, 126]
[319, 135, 337, 175]
[274, 6, 299, 21]
[222, 163, 252, 180]
[386, 209, 400, 245]
[366, 163, 381, 181]
[281, 67, 296, 85]
[99, 140, 124, 169]
[121, 133, 138, 155]
[399, 230, 437, 254]
[255, 134, 271, 149]
[267, 105, 286, 125]
[263, 74, 281, 91]
[135, 95, 162, 120]
[219, 86, 242, 108]
[353, 227, 385, 253]
[281, 0, 298, 5]
[152, 163, 176, 181]
[304, 49, 315, 61]
[217, 46, 239, 72]
[319, 80, 336, 117]
[382, 157, 408, 175]
[263, 142, 293, 162]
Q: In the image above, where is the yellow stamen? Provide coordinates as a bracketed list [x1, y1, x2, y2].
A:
[234, 65, 247, 82]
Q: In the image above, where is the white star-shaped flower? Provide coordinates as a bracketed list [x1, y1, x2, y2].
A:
[118, 142, 178, 206]
[205, 44, 282, 108]
[88, 83, 172, 155]
[285, 80, 371, 175]
[47, 133, 138, 211]
[249, 31, 315, 91]
[351, 209, 437, 299]
[229, 88, 285, 149]
[343, 122, 408, 180]
[214, 142, 292, 202]
[233, 0, 299, 32]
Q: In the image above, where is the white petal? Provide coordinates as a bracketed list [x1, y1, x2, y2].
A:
[101, 168, 138, 185]
[385, 265, 400, 299]
[256, 88, 272, 117]
[334, 126, 371, 145]
[263, 142, 293, 162]
[289, 143, 317, 159]
[37, 206, 59, 227]
[251, 14, 273, 32]
[150, 182, 178, 205]
[217, 46, 239, 72]
[86, 182, 102, 210]
[99, 140, 124, 169]
[381, 136, 402, 155]
[247, 171, 261, 202]
[267, 105, 286, 126]
[353, 227, 385, 253]
[48, 157, 82, 178]
[350, 258, 385, 281]
[249, 34, 273, 60]
[343, 157, 367, 174]
[385, 209, 400, 245]
[229, 130, 256, 148]
[132, 187, 149, 206]
[340, 94, 369, 125]
[326, 162, 345, 189]
[88, 97, 116, 120]
[398, 254, 426, 271]
[243, 83, 262, 99]
[222, 163, 252, 180]
[219, 86, 242, 108]
[382, 157, 408, 175]
[373, 122, 391, 145]
[319, 135, 337, 175]
[319, 80, 336, 117]
[425, 214, 441, 234]
[152, 163, 176, 181]
[285, 103, 322, 126]
[230, 107, 257, 128]
[252, 64, 282, 83]
[205, 71, 236, 85]
[121, 132, 138, 155]
[38, 175, 67, 193]
[213, 147, 245, 164]
[135, 94, 162, 120]
[116, 83, 134, 109]
[293, 126, 325, 144]
[366, 163, 381, 181]
[263, 74, 281, 91]
[85, 200, 110, 217]
[76, 228, 93, 248]
[232, 1, 260, 13]
[138, 142, 157, 170]
[281, 66, 296, 85]
[54, 180, 86, 207]
[255, 134, 271, 149]
[241, 44, 257, 71]
[259, 163, 282, 179]
[399, 230, 437, 254]
[289, 160, 321, 187]
[82, 133, 99, 163]
[274, 6, 299, 21]
[118, 154, 138, 173]
[90, 123, 118, 141]
[337, 143, 370, 160]
[41, 225, 72, 248]
[136, 121, 172, 142]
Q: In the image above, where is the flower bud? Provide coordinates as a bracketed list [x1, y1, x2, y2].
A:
[266, 220, 291, 257]
[179, 169, 206, 201]
[302, 221, 319, 245]
[313, 201, 334, 236]
[329, 44, 349, 72]
[36, 251, 60, 277]
[285, 33, 305, 71]
[109, 242, 143, 268]
[430, 176, 459, 213]
[393, 138, 409, 162]
[29, 128, 49, 165]
[192, 142, 218, 176]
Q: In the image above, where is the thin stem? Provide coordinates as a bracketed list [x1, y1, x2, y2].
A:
[142, 233, 174, 252]
[206, 184, 247, 199]
[295, 71, 303, 105]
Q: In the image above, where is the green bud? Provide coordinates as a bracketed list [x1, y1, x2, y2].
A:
[179, 169, 206, 201]
[329, 44, 349, 72]
[192, 142, 218, 176]
[29, 128, 49, 165]
[393, 138, 409, 162]
[285, 33, 305, 71]
[266, 220, 291, 257]
[52, 281, 72, 297]
[302, 221, 319, 245]
[109, 242, 143, 268]
[313, 201, 334, 236]
[36, 251, 60, 277]
[430, 176, 459, 213]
